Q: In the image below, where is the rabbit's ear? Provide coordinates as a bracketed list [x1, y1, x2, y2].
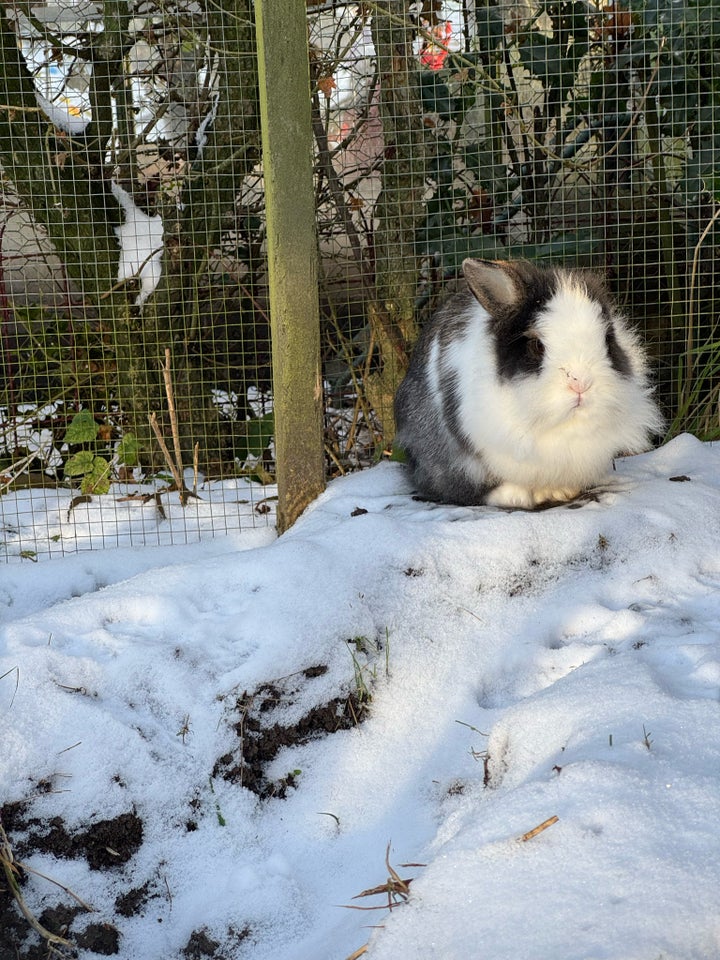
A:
[462, 259, 524, 313]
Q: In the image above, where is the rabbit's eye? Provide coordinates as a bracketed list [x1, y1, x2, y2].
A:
[526, 335, 545, 363]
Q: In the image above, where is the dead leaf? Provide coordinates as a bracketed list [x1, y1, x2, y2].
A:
[317, 74, 336, 99]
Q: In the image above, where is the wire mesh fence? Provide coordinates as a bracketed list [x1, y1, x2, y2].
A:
[1, 0, 718, 561]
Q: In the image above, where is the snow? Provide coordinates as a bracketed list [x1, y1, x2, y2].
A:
[0, 475, 276, 564]
[2, 433, 720, 959]
[111, 182, 164, 306]
[34, 92, 91, 134]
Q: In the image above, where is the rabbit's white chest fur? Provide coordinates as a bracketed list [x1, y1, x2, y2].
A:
[395, 259, 663, 508]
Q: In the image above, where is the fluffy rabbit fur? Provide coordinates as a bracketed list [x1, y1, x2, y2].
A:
[394, 258, 663, 509]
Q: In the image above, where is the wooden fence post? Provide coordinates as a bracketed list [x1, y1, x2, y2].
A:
[255, 0, 325, 532]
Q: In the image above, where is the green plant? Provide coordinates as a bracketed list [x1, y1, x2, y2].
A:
[208, 777, 227, 827]
[667, 339, 720, 439]
[345, 629, 391, 703]
[235, 411, 275, 482]
[62, 409, 138, 495]
[346, 638, 374, 703]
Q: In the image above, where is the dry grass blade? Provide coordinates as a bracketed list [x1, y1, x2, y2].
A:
[343, 902, 397, 912]
[0, 666, 19, 708]
[344, 945, 368, 960]
[342, 842, 414, 913]
[518, 815, 559, 842]
[351, 878, 412, 901]
[0, 819, 73, 948]
[384, 841, 410, 894]
[17, 860, 94, 913]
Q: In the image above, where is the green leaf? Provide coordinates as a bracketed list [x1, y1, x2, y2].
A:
[64, 450, 95, 477]
[64, 409, 99, 445]
[80, 456, 112, 495]
[116, 432, 139, 467]
[389, 444, 407, 464]
[236, 412, 274, 460]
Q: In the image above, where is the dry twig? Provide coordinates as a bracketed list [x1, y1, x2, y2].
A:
[518, 815, 559, 842]
[345, 946, 368, 960]
[149, 348, 201, 506]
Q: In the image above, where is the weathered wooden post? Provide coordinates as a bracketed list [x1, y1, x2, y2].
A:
[255, 0, 325, 532]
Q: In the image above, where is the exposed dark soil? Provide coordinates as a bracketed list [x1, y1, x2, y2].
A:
[0, 665, 368, 958]
[0, 805, 139, 959]
[8, 811, 144, 870]
[214, 664, 369, 798]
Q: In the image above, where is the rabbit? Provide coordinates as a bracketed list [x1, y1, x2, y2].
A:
[394, 258, 664, 509]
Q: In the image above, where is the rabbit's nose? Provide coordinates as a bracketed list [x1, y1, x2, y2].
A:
[564, 370, 592, 394]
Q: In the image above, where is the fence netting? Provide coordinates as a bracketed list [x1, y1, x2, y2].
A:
[1, 0, 718, 560]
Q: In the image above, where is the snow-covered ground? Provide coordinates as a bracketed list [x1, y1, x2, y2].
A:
[2, 434, 720, 959]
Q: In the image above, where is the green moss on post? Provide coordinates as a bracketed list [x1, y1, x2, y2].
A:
[255, 0, 325, 532]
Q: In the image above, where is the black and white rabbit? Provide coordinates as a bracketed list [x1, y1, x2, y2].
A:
[394, 258, 663, 509]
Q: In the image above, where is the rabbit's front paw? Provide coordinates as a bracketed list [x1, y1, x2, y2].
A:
[486, 483, 536, 509]
[531, 486, 581, 506]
